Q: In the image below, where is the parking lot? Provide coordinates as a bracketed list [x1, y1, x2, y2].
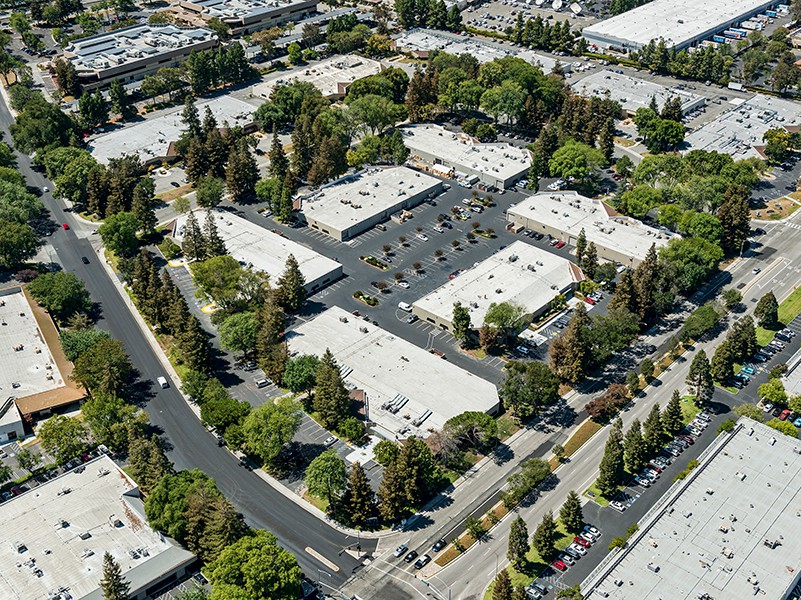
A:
[463, 0, 600, 34]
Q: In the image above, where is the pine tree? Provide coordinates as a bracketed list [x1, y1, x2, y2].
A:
[182, 210, 205, 261]
[507, 516, 529, 568]
[275, 254, 306, 312]
[291, 115, 314, 178]
[717, 193, 750, 256]
[180, 315, 210, 373]
[492, 570, 513, 600]
[87, 167, 109, 217]
[260, 342, 288, 384]
[686, 349, 712, 400]
[549, 303, 591, 383]
[559, 490, 584, 534]
[203, 210, 227, 258]
[108, 78, 131, 119]
[452, 302, 472, 348]
[202, 104, 218, 138]
[511, 586, 528, 600]
[269, 126, 289, 180]
[596, 420, 624, 498]
[531, 510, 557, 560]
[662, 390, 683, 436]
[99, 552, 130, 600]
[727, 315, 758, 361]
[575, 228, 587, 264]
[660, 95, 683, 123]
[754, 291, 779, 328]
[341, 462, 377, 527]
[610, 269, 637, 315]
[582, 242, 598, 280]
[127, 434, 171, 493]
[710, 340, 734, 383]
[313, 349, 351, 430]
[642, 403, 664, 457]
[633, 244, 660, 322]
[599, 116, 615, 163]
[182, 94, 202, 140]
[131, 179, 157, 236]
[204, 128, 229, 179]
[623, 419, 647, 473]
[377, 456, 408, 521]
[226, 141, 258, 202]
[184, 136, 209, 183]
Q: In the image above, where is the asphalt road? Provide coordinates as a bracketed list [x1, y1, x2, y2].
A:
[0, 98, 371, 585]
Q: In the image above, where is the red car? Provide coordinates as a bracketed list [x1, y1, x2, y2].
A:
[779, 409, 791, 421]
[10, 486, 23, 496]
[573, 536, 591, 548]
[583, 296, 596, 305]
[555, 241, 566, 249]
[551, 559, 567, 572]
[62, 223, 69, 230]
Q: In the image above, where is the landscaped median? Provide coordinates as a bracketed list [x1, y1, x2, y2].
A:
[359, 255, 390, 270]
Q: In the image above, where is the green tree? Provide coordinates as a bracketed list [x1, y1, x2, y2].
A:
[268, 127, 289, 180]
[686, 350, 713, 400]
[642, 403, 664, 456]
[127, 434, 172, 494]
[242, 398, 302, 465]
[28, 271, 91, 320]
[196, 176, 225, 209]
[0, 221, 40, 268]
[492, 570, 513, 600]
[341, 461, 376, 527]
[208, 529, 301, 600]
[100, 552, 130, 600]
[203, 210, 227, 258]
[373, 440, 400, 466]
[549, 303, 591, 383]
[500, 361, 560, 419]
[39, 415, 89, 464]
[766, 418, 798, 437]
[16, 448, 40, 474]
[219, 311, 260, 356]
[575, 228, 587, 264]
[596, 421, 624, 497]
[734, 403, 764, 422]
[582, 242, 598, 280]
[282, 354, 319, 395]
[754, 291, 779, 328]
[348, 94, 407, 135]
[313, 349, 351, 430]
[484, 301, 524, 338]
[108, 78, 132, 119]
[710, 341, 734, 383]
[507, 516, 529, 568]
[226, 142, 258, 202]
[444, 411, 498, 452]
[305, 449, 347, 505]
[559, 490, 584, 534]
[531, 510, 557, 560]
[759, 378, 787, 405]
[640, 358, 655, 381]
[727, 315, 758, 361]
[275, 254, 306, 312]
[548, 140, 604, 180]
[452, 301, 472, 347]
[82, 394, 145, 451]
[623, 418, 648, 473]
[722, 288, 742, 310]
[0, 463, 11, 485]
[662, 390, 684, 436]
[377, 437, 441, 521]
[99, 211, 139, 257]
[71, 337, 132, 396]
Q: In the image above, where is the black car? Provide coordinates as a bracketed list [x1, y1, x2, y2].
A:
[404, 550, 418, 563]
[170, 181, 181, 188]
[81, 256, 90, 264]
[432, 539, 446, 552]
[533, 232, 544, 240]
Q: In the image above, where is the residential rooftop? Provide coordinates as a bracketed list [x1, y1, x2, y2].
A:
[400, 124, 531, 184]
[0, 454, 194, 600]
[571, 70, 706, 115]
[581, 0, 777, 50]
[582, 417, 801, 600]
[65, 24, 216, 73]
[684, 94, 801, 160]
[88, 95, 259, 164]
[252, 54, 383, 99]
[413, 241, 583, 327]
[286, 306, 500, 437]
[393, 28, 568, 73]
[508, 192, 675, 264]
[174, 209, 342, 293]
[300, 167, 443, 232]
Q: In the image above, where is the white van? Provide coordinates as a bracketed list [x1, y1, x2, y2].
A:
[157, 376, 169, 389]
[398, 302, 412, 312]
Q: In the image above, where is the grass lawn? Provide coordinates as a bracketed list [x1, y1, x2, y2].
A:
[483, 521, 576, 599]
[755, 286, 801, 345]
[497, 413, 521, 441]
[756, 326, 777, 347]
[584, 481, 613, 506]
[302, 491, 329, 513]
[681, 396, 701, 424]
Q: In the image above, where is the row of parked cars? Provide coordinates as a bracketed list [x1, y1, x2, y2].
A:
[546, 524, 602, 580]
[732, 327, 795, 389]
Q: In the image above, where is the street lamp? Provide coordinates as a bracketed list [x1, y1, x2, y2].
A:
[317, 569, 331, 588]
[421, 577, 451, 600]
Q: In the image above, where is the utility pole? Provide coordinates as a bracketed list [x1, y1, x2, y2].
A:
[421, 578, 451, 600]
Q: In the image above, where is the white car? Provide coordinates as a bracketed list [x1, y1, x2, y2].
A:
[42, 186, 49, 192]
[610, 501, 626, 512]
[397, 281, 410, 289]
[568, 543, 587, 556]
[433, 226, 444, 233]
[417, 233, 429, 241]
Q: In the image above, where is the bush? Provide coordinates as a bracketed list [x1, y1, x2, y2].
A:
[338, 417, 365, 442]
[717, 419, 736, 434]
[158, 238, 182, 260]
[673, 459, 699, 482]
[586, 383, 630, 422]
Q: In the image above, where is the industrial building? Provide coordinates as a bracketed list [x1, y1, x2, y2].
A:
[298, 167, 444, 241]
[684, 94, 801, 160]
[88, 95, 260, 165]
[581, 0, 781, 52]
[507, 192, 676, 267]
[170, 0, 318, 35]
[582, 417, 801, 600]
[401, 124, 531, 189]
[286, 306, 500, 438]
[412, 241, 584, 333]
[173, 210, 342, 294]
[392, 28, 570, 74]
[0, 454, 196, 600]
[571, 70, 706, 117]
[0, 287, 85, 428]
[252, 54, 383, 101]
[63, 24, 218, 89]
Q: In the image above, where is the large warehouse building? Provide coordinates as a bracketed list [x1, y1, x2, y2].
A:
[287, 307, 500, 438]
[571, 71, 706, 117]
[0, 454, 196, 600]
[412, 241, 584, 333]
[298, 167, 444, 241]
[507, 192, 676, 267]
[170, 0, 318, 35]
[63, 24, 217, 89]
[174, 210, 342, 294]
[582, 0, 781, 52]
[582, 418, 801, 600]
[401, 124, 531, 189]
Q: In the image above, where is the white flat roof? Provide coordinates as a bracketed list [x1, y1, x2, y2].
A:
[508, 192, 676, 263]
[571, 70, 705, 114]
[684, 94, 801, 160]
[66, 24, 216, 73]
[88, 95, 258, 164]
[400, 124, 531, 182]
[413, 241, 583, 326]
[300, 167, 442, 232]
[394, 28, 567, 73]
[286, 306, 499, 436]
[582, 0, 775, 49]
[583, 418, 801, 600]
[0, 454, 193, 600]
[174, 210, 341, 290]
[252, 54, 383, 98]
[0, 289, 66, 401]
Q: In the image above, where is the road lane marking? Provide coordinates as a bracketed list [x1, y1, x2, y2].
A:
[304, 547, 340, 572]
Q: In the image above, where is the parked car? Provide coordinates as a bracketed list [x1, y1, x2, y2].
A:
[555, 241, 566, 249]
[583, 296, 596, 305]
[559, 553, 575, 566]
[610, 501, 626, 512]
[568, 542, 587, 555]
[62, 223, 69, 230]
[794, 417, 801, 428]
[763, 402, 774, 413]
[741, 366, 755, 375]
[780, 409, 792, 421]
[633, 475, 651, 487]
[584, 524, 600, 537]
[551, 559, 567, 572]
[573, 536, 591, 548]
[563, 546, 581, 560]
